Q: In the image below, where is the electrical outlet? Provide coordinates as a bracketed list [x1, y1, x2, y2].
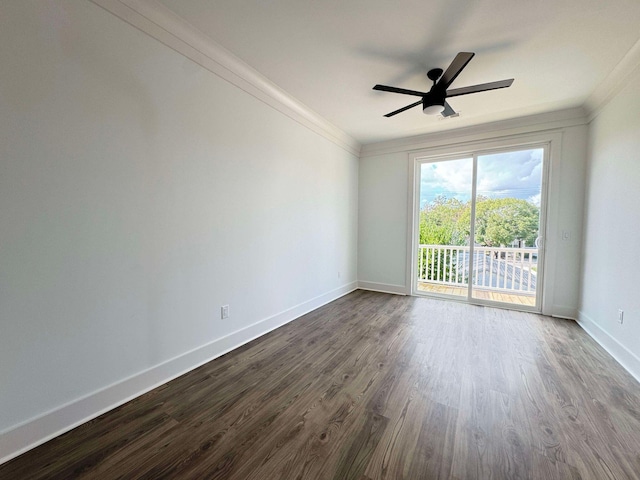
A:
[338, 271, 341, 279]
[618, 309, 624, 324]
[221, 305, 229, 319]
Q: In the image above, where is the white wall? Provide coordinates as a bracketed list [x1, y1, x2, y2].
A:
[579, 68, 640, 379]
[358, 123, 588, 317]
[0, 0, 357, 457]
[545, 126, 588, 317]
[357, 152, 409, 291]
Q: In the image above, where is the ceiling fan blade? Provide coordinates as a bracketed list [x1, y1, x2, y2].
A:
[373, 84, 428, 97]
[446, 79, 514, 98]
[442, 101, 456, 117]
[438, 52, 475, 89]
[384, 100, 423, 117]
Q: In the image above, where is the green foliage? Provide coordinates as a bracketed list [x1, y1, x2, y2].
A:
[483, 199, 539, 247]
[420, 195, 539, 248]
[418, 196, 467, 281]
[419, 196, 467, 246]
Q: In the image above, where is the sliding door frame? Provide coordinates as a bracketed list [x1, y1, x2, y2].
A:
[406, 132, 557, 313]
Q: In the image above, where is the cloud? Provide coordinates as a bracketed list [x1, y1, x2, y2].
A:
[420, 148, 543, 206]
[420, 157, 473, 205]
[528, 193, 541, 207]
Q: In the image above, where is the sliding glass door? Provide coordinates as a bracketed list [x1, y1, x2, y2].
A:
[417, 157, 473, 299]
[414, 146, 546, 311]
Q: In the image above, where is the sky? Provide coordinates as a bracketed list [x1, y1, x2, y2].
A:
[420, 148, 543, 208]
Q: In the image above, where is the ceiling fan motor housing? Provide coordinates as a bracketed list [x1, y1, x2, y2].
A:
[423, 93, 445, 115]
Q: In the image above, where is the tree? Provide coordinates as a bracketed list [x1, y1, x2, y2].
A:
[419, 196, 467, 246]
[421, 196, 539, 247]
[418, 196, 468, 282]
[458, 197, 539, 247]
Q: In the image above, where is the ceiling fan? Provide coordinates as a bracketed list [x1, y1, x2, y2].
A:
[373, 52, 514, 118]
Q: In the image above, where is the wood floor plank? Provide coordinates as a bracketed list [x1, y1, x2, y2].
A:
[486, 390, 534, 479]
[2, 290, 640, 480]
[333, 411, 389, 480]
[532, 451, 583, 480]
[406, 400, 457, 480]
[363, 370, 427, 479]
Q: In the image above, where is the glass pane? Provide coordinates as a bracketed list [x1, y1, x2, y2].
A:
[472, 148, 543, 306]
[417, 157, 473, 298]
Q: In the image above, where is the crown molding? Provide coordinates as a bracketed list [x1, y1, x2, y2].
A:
[360, 107, 588, 157]
[584, 37, 640, 122]
[89, 0, 361, 157]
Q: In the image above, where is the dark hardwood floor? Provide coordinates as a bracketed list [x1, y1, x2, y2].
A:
[2, 290, 640, 479]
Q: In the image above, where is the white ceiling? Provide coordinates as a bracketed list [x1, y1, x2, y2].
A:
[157, 0, 640, 145]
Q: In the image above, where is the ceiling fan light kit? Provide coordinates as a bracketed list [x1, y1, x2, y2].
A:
[373, 52, 514, 118]
[423, 102, 445, 115]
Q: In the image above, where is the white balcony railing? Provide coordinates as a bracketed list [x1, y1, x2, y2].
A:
[418, 244, 537, 294]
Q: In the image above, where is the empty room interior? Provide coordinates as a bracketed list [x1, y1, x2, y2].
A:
[2, 1, 640, 479]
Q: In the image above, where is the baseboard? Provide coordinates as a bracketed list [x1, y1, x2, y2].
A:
[0, 282, 357, 465]
[357, 281, 408, 295]
[577, 310, 640, 384]
[550, 305, 578, 320]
